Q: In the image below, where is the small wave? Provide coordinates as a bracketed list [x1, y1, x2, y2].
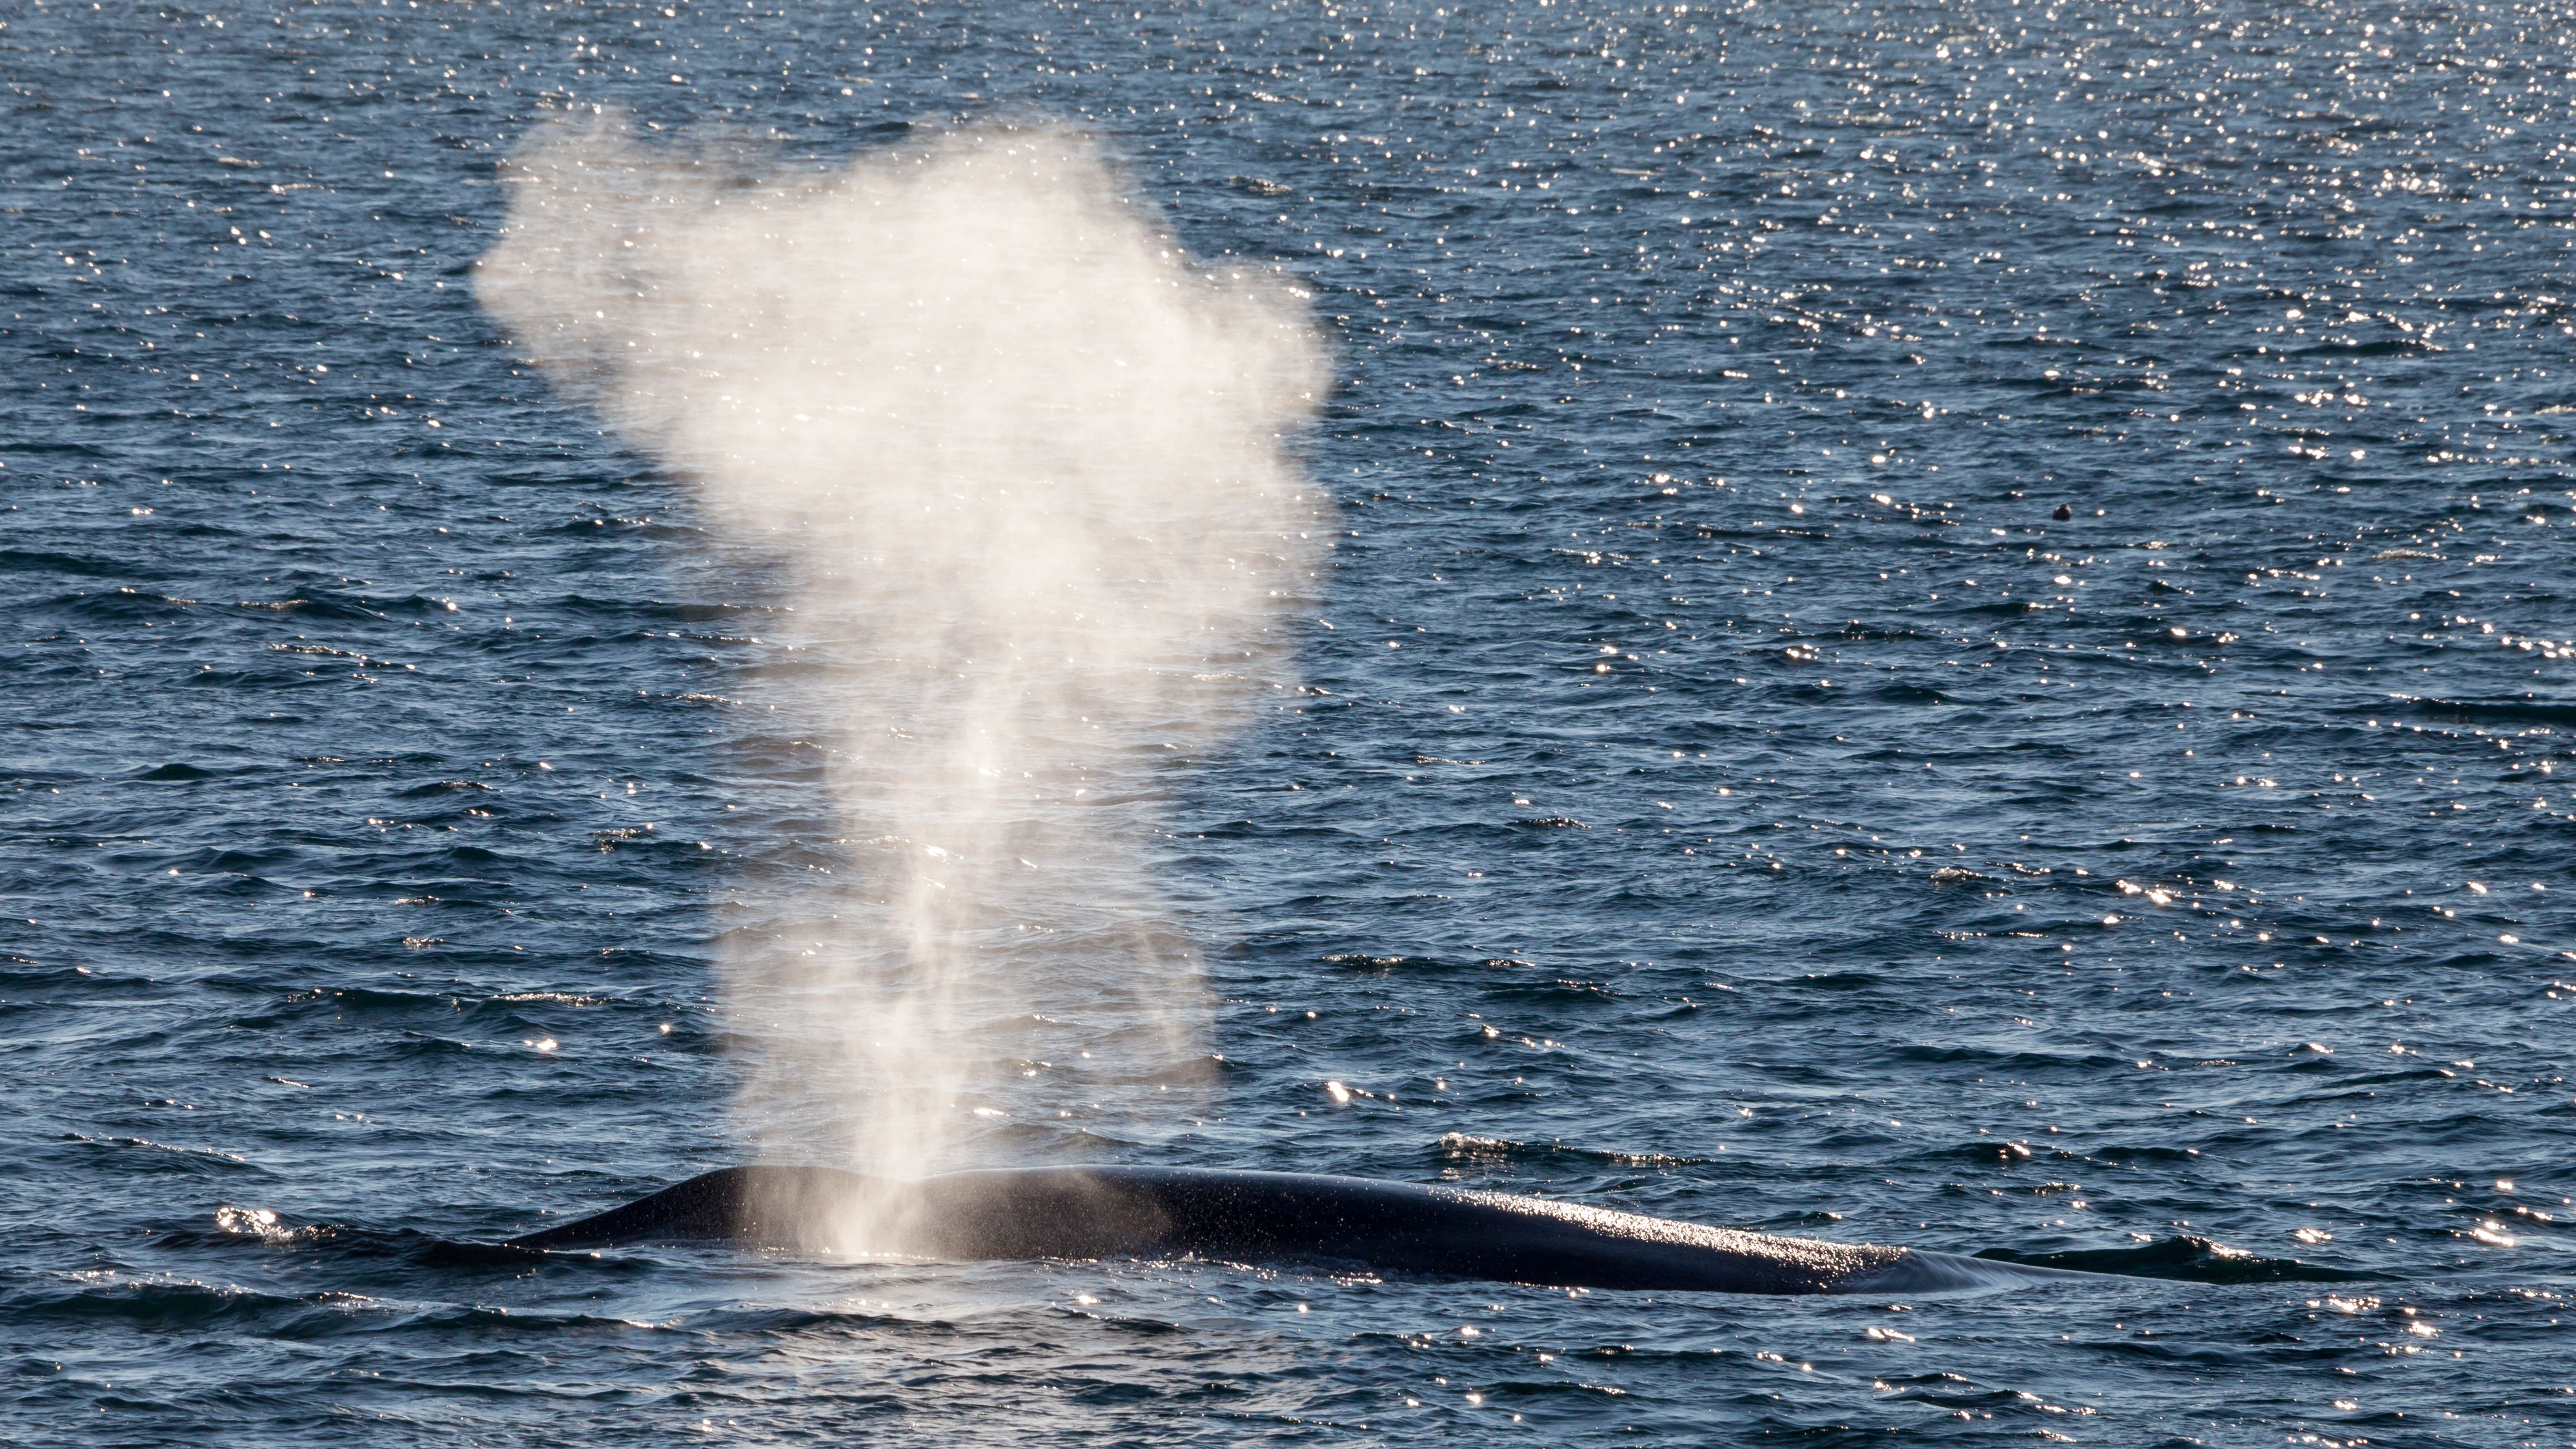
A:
[176, 845, 305, 873]
[62, 1131, 264, 1175]
[1972, 1235, 2378, 1283]
[156, 1214, 618, 1274]
[1434, 1131, 1706, 1168]
[227, 592, 387, 622]
[1868, 682, 1966, 706]
[0, 546, 130, 578]
[1321, 953, 1541, 977]
[277, 984, 448, 1013]
[132, 762, 225, 782]
[2377, 693, 2576, 726]
[1850, 1250, 2105, 1293]
[2, 1276, 315, 1329]
[403, 1303, 677, 1333]
[47, 587, 201, 620]
[397, 778, 496, 796]
[212, 1205, 329, 1245]
[559, 594, 779, 623]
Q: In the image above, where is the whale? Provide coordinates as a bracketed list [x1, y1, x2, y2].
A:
[505, 1165, 2105, 1295]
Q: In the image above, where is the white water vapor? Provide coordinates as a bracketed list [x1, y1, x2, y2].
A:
[477, 116, 1326, 1198]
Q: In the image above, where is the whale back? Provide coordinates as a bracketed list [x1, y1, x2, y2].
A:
[503, 1164, 1967, 1294]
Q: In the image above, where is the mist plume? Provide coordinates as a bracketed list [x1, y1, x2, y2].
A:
[476, 115, 1327, 1225]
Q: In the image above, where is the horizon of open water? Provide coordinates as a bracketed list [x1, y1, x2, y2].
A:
[4, 0, 2575, 1443]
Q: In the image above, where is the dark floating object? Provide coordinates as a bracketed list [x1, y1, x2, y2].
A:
[507, 1165, 2108, 1295]
[2052, 503, 2073, 521]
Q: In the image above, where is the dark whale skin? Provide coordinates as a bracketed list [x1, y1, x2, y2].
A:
[505, 1165, 2101, 1295]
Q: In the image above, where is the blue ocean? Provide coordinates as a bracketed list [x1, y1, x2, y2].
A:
[6, 0, 2573, 1442]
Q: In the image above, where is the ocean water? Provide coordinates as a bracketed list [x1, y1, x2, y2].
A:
[5, 0, 2574, 1443]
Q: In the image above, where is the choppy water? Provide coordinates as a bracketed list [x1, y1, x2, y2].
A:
[6, 0, 2575, 1443]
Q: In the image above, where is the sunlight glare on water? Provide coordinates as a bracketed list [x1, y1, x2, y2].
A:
[2, 0, 2573, 1443]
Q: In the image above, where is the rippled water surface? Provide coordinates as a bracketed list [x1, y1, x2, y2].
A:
[7, 1, 2576, 1443]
